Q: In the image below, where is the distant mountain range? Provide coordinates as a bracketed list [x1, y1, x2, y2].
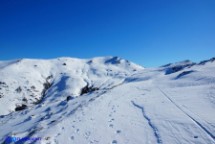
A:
[0, 56, 215, 144]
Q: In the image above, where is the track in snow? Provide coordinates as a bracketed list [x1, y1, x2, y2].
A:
[131, 101, 162, 144]
[158, 87, 215, 141]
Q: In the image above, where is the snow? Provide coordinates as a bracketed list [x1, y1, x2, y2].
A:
[0, 56, 215, 144]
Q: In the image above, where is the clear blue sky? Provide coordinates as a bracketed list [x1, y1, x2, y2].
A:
[0, 0, 215, 67]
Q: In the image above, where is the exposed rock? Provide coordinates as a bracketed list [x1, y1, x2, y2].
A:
[80, 85, 99, 95]
[66, 96, 74, 101]
[199, 57, 215, 65]
[175, 70, 195, 79]
[15, 104, 27, 111]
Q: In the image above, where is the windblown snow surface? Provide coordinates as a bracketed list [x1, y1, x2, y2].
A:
[0, 56, 215, 144]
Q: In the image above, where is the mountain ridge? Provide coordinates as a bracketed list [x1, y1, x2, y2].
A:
[0, 56, 215, 144]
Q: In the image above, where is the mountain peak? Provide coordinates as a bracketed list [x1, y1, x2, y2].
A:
[0, 56, 143, 115]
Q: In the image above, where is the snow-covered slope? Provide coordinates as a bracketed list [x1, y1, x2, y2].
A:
[0, 56, 215, 144]
[0, 57, 142, 115]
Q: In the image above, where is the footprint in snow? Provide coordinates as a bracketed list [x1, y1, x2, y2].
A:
[108, 118, 115, 122]
[76, 129, 80, 133]
[85, 131, 91, 139]
[116, 130, 121, 134]
[70, 136, 75, 140]
[112, 140, 118, 144]
[109, 124, 114, 128]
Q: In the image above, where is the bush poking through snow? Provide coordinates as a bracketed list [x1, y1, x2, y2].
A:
[47, 75, 53, 80]
[22, 97, 27, 102]
[15, 86, 22, 93]
[34, 76, 53, 105]
[0, 81, 6, 85]
[31, 86, 36, 90]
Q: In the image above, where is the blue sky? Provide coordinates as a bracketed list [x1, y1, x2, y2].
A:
[0, 0, 215, 67]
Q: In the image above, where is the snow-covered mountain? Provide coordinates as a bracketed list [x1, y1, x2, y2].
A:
[0, 56, 215, 144]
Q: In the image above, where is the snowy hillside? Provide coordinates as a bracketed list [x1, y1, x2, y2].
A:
[0, 56, 215, 144]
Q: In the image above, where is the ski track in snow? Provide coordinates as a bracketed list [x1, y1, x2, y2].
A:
[158, 87, 215, 142]
[131, 101, 162, 144]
